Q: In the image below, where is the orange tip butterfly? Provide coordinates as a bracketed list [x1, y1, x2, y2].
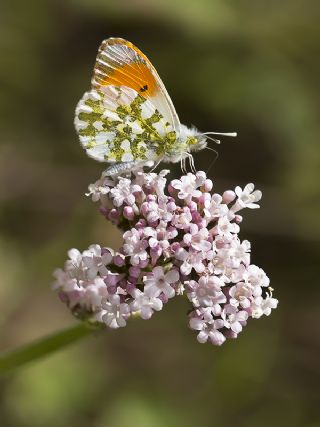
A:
[74, 38, 236, 176]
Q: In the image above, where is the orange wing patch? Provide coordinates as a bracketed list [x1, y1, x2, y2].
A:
[98, 62, 158, 97]
[92, 38, 158, 98]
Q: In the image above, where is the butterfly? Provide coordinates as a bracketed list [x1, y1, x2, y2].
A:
[74, 37, 236, 176]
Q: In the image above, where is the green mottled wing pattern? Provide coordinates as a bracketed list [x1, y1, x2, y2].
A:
[74, 85, 177, 163]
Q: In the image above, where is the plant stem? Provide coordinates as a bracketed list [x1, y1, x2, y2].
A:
[0, 322, 102, 376]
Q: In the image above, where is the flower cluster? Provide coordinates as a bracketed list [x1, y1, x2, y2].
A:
[53, 170, 278, 345]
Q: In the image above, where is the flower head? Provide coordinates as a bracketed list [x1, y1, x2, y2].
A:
[53, 170, 277, 346]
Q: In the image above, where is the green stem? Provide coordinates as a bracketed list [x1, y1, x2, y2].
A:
[0, 322, 102, 376]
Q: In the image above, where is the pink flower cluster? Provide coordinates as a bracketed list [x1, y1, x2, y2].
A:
[53, 170, 278, 345]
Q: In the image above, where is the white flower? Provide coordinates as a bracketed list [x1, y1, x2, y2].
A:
[64, 248, 87, 281]
[143, 223, 173, 261]
[86, 175, 113, 202]
[101, 294, 130, 328]
[189, 311, 226, 345]
[183, 224, 212, 252]
[52, 268, 70, 290]
[144, 266, 179, 298]
[231, 183, 262, 212]
[171, 207, 192, 230]
[188, 275, 226, 315]
[214, 216, 240, 237]
[65, 283, 85, 308]
[195, 170, 207, 186]
[171, 174, 202, 200]
[245, 264, 270, 287]
[84, 278, 109, 309]
[260, 294, 278, 316]
[110, 177, 140, 207]
[222, 305, 248, 334]
[175, 247, 206, 275]
[230, 239, 251, 268]
[204, 194, 228, 222]
[209, 245, 233, 277]
[82, 244, 113, 279]
[229, 282, 252, 309]
[210, 235, 250, 277]
[251, 292, 278, 318]
[65, 248, 82, 270]
[123, 228, 149, 266]
[135, 169, 169, 197]
[130, 289, 163, 319]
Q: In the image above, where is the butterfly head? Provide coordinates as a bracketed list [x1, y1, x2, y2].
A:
[179, 125, 207, 153]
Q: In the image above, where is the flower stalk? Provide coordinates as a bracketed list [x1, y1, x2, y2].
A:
[0, 322, 102, 376]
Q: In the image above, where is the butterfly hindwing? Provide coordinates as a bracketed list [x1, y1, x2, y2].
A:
[74, 85, 176, 163]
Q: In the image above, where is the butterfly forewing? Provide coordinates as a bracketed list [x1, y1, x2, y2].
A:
[91, 38, 180, 133]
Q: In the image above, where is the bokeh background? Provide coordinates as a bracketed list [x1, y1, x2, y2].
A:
[1, 0, 320, 426]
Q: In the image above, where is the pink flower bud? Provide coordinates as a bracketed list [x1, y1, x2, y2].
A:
[123, 206, 135, 220]
[109, 208, 119, 221]
[234, 214, 243, 223]
[203, 179, 213, 192]
[114, 254, 125, 267]
[222, 190, 236, 204]
[129, 266, 141, 278]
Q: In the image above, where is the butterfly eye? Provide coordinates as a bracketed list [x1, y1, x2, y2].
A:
[140, 84, 148, 92]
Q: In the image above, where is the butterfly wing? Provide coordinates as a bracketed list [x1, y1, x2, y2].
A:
[91, 37, 180, 133]
[74, 85, 175, 163]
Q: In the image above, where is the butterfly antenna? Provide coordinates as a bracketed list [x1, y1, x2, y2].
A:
[148, 160, 161, 173]
[205, 135, 222, 145]
[202, 131, 237, 145]
[205, 145, 219, 174]
[203, 131, 237, 137]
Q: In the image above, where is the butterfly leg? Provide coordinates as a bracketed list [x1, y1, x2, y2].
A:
[187, 153, 197, 174]
[180, 153, 196, 174]
[148, 159, 163, 173]
[180, 157, 187, 174]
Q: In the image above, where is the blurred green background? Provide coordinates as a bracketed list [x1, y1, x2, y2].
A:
[1, 0, 319, 426]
